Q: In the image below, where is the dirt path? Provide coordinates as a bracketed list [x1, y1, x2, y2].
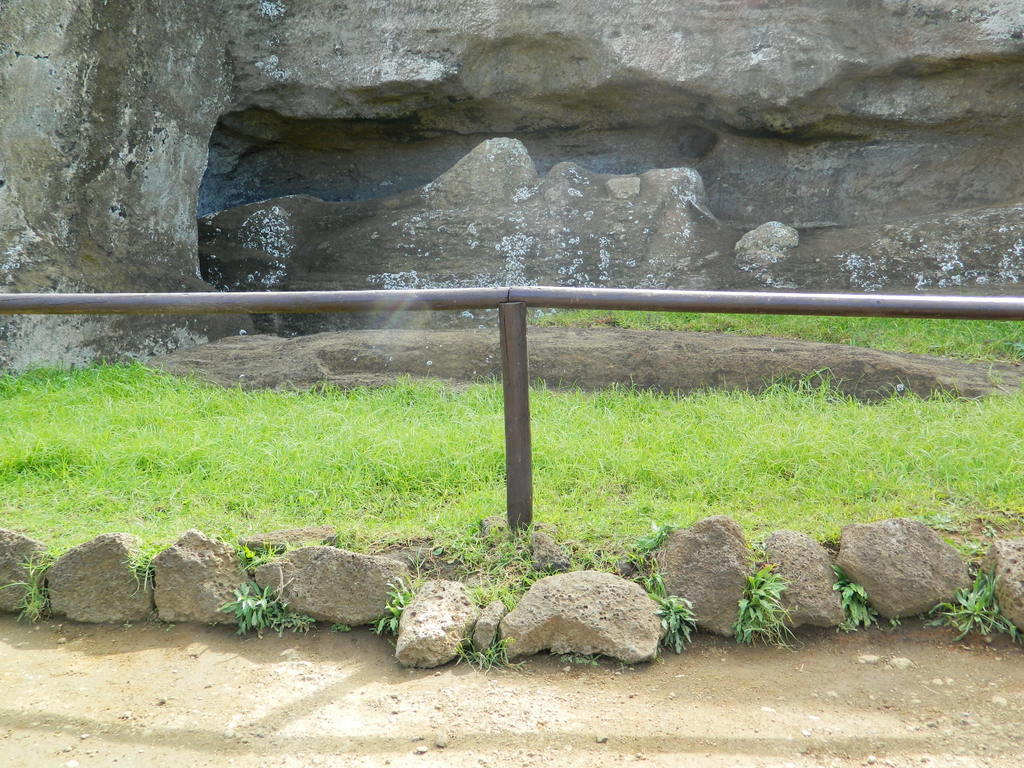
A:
[1, 616, 1022, 768]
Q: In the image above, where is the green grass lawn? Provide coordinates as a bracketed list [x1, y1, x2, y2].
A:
[536, 310, 1024, 362]
[2, 364, 1022, 568]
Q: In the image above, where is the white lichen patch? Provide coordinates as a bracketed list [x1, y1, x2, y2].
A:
[842, 252, 888, 292]
[239, 205, 293, 289]
[255, 55, 289, 81]
[259, 1, 286, 20]
[495, 233, 536, 285]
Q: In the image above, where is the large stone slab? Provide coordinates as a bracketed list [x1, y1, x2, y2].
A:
[0, 529, 46, 614]
[151, 326, 1024, 403]
[763, 530, 844, 628]
[836, 518, 969, 619]
[654, 516, 750, 637]
[198, 139, 733, 337]
[254, 546, 410, 625]
[47, 534, 153, 623]
[152, 530, 247, 625]
[396, 580, 479, 669]
[500, 571, 662, 663]
[984, 539, 1024, 633]
[5, 1, 1024, 369]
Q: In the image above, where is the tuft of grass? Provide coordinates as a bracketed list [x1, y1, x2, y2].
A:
[373, 582, 414, 637]
[928, 571, 1021, 642]
[833, 565, 879, 631]
[457, 637, 520, 670]
[219, 581, 315, 637]
[733, 564, 795, 647]
[654, 594, 698, 654]
[2, 553, 55, 622]
[536, 310, 1024, 363]
[330, 623, 353, 633]
[128, 545, 160, 595]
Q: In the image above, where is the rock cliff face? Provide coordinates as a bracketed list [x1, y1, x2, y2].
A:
[3, 1, 1023, 365]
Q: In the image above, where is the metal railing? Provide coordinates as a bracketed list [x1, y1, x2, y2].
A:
[6, 285, 1024, 529]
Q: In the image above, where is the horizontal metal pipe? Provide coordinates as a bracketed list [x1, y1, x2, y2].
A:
[2, 286, 1024, 320]
[509, 286, 1024, 320]
[0, 288, 510, 315]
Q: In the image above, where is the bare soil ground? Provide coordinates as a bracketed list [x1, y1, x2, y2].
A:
[1, 617, 1022, 768]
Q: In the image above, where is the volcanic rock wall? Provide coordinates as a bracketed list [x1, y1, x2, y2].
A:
[2, 1, 1023, 365]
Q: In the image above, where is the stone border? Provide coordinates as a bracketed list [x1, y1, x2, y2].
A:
[1, 518, 1021, 668]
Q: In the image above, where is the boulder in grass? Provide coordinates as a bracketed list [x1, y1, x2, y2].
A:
[499, 571, 662, 664]
[396, 580, 479, 668]
[254, 546, 410, 625]
[238, 526, 337, 553]
[984, 539, 1024, 633]
[654, 516, 750, 637]
[152, 529, 247, 624]
[763, 530, 844, 628]
[472, 599, 509, 652]
[835, 518, 969, 619]
[0, 529, 47, 614]
[531, 531, 571, 573]
[47, 533, 153, 623]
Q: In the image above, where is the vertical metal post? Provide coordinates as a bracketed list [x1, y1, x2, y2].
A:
[499, 301, 533, 530]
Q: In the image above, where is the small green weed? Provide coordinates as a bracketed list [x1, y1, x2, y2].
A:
[832, 565, 879, 631]
[330, 623, 353, 633]
[733, 564, 794, 647]
[373, 582, 414, 637]
[219, 581, 315, 637]
[457, 638, 520, 670]
[236, 544, 282, 573]
[928, 571, 1021, 642]
[635, 523, 676, 553]
[654, 594, 698, 654]
[639, 568, 667, 600]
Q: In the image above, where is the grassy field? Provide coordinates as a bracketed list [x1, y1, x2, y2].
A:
[2, 363, 1022, 574]
[536, 311, 1024, 362]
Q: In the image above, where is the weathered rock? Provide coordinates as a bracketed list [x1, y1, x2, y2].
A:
[238, 526, 336, 553]
[472, 600, 510, 652]
[500, 571, 662, 663]
[0, 529, 46, 614]
[983, 539, 1024, 633]
[735, 222, 800, 287]
[6, 1, 1024, 368]
[152, 530, 246, 625]
[763, 530, 844, 628]
[254, 546, 410, 625]
[395, 580, 479, 669]
[746, 205, 1024, 294]
[479, 516, 508, 539]
[655, 516, 750, 637]
[836, 518, 969, 619]
[531, 531, 571, 573]
[0, 0, 245, 370]
[47, 534, 153, 623]
[150, 326, 1024, 403]
[198, 141, 730, 336]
